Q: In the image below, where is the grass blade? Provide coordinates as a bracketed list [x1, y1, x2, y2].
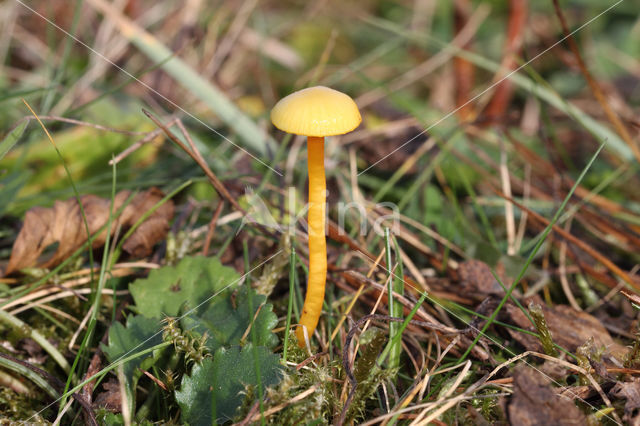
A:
[282, 246, 297, 364]
[384, 228, 403, 373]
[0, 120, 28, 161]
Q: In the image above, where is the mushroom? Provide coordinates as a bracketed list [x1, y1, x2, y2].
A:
[271, 86, 361, 347]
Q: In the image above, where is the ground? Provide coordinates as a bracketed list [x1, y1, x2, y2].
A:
[0, 0, 639, 424]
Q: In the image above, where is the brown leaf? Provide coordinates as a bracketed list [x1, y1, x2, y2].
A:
[93, 379, 121, 412]
[505, 302, 627, 361]
[4, 187, 174, 276]
[508, 366, 587, 426]
[119, 187, 174, 257]
[457, 259, 505, 297]
[610, 378, 640, 425]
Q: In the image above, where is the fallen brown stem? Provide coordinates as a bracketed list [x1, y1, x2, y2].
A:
[110, 125, 170, 166]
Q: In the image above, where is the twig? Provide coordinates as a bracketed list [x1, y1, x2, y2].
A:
[143, 112, 280, 240]
[139, 369, 168, 391]
[296, 351, 329, 371]
[235, 399, 261, 426]
[109, 126, 170, 165]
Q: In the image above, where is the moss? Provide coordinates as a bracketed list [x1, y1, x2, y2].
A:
[529, 302, 557, 357]
[162, 317, 210, 366]
[0, 386, 51, 422]
[624, 331, 640, 369]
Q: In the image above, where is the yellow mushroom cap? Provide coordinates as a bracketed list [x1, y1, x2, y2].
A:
[271, 86, 361, 137]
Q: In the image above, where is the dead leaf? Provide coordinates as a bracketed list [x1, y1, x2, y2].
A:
[504, 302, 628, 361]
[4, 187, 173, 276]
[508, 366, 587, 425]
[610, 378, 640, 425]
[457, 259, 505, 297]
[93, 378, 121, 411]
[19, 338, 48, 365]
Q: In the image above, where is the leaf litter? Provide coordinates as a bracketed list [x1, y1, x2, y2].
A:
[3, 187, 173, 275]
[507, 366, 588, 426]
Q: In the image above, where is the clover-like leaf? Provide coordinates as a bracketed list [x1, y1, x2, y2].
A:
[129, 256, 240, 318]
[101, 315, 164, 415]
[181, 285, 279, 352]
[175, 345, 282, 424]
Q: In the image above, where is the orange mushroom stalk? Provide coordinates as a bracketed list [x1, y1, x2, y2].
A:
[271, 86, 361, 347]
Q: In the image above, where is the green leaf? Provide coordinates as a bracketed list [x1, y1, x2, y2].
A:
[0, 120, 27, 161]
[101, 315, 164, 415]
[129, 256, 240, 318]
[176, 345, 282, 424]
[95, 411, 125, 426]
[182, 285, 279, 353]
[95, 410, 155, 426]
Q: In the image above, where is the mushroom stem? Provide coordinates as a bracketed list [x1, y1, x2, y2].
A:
[297, 136, 327, 347]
